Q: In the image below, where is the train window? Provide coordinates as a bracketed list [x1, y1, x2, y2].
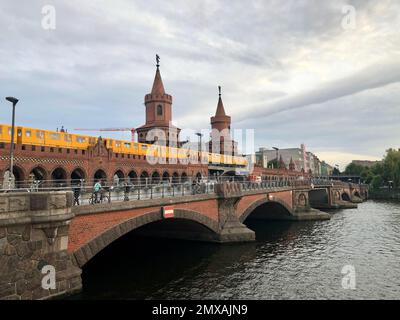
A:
[122, 154, 125, 158]
[50, 147, 54, 152]
[58, 148, 62, 153]
[25, 130, 31, 137]
[0, 143, 4, 149]
[64, 134, 72, 142]
[141, 145, 148, 150]
[67, 149, 70, 154]
[41, 146, 45, 152]
[22, 145, 26, 150]
[37, 131, 44, 139]
[82, 150, 85, 155]
[115, 142, 121, 147]
[8, 128, 11, 135]
[50, 133, 60, 140]
[76, 136, 86, 143]
[124, 143, 131, 148]
[74, 149, 78, 154]
[17, 129, 22, 137]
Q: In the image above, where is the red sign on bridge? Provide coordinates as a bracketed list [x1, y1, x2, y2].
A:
[162, 206, 174, 218]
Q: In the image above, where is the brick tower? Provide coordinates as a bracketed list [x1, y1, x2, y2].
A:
[209, 86, 237, 156]
[136, 55, 180, 146]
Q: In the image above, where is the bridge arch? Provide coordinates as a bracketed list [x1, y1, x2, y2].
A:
[30, 166, 47, 182]
[128, 170, 138, 184]
[5, 165, 26, 187]
[71, 167, 86, 183]
[73, 209, 219, 267]
[172, 172, 179, 184]
[113, 169, 125, 180]
[51, 167, 67, 185]
[151, 171, 161, 184]
[140, 171, 149, 186]
[240, 198, 294, 223]
[94, 169, 107, 182]
[341, 192, 351, 201]
[162, 171, 170, 182]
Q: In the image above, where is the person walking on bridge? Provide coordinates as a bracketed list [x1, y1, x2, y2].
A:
[93, 180, 102, 203]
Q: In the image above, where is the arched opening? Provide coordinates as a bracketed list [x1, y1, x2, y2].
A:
[51, 167, 67, 186]
[140, 171, 149, 186]
[112, 170, 124, 186]
[151, 171, 160, 185]
[195, 172, 202, 182]
[94, 169, 107, 183]
[181, 172, 188, 183]
[341, 193, 351, 201]
[30, 166, 47, 182]
[114, 170, 124, 179]
[172, 172, 179, 184]
[241, 200, 293, 224]
[309, 189, 329, 207]
[78, 213, 220, 299]
[71, 168, 85, 184]
[4, 166, 25, 188]
[128, 171, 138, 185]
[354, 191, 361, 198]
[162, 171, 170, 182]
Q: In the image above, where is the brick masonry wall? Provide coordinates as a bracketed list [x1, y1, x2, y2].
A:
[0, 141, 207, 183]
[68, 198, 219, 253]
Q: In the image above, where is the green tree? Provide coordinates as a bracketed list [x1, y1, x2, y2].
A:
[371, 175, 383, 190]
[345, 162, 366, 176]
[382, 149, 400, 187]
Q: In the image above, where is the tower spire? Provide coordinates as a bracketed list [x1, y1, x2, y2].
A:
[151, 54, 165, 95]
[215, 85, 226, 117]
[156, 54, 160, 69]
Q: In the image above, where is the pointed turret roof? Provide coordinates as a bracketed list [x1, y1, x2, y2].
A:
[214, 85, 227, 117]
[151, 67, 165, 95]
[289, 157, 295, 171]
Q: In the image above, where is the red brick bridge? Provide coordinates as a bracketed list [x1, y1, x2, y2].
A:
[0, 181, 366, 300]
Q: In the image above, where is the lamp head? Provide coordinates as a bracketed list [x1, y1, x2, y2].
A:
[6, 97, 19, 105]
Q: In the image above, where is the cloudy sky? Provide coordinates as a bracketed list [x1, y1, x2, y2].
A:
[0, 0, 399, 169]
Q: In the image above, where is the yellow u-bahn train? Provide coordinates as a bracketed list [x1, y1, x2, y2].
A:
[0, 124, 248, 167]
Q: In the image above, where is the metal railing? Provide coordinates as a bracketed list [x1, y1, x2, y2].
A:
[0, 176, 355, 206]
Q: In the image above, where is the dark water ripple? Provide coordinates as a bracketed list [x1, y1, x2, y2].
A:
[74, 200, 400, 300]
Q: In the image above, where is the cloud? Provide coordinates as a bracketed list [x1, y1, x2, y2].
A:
[235, 59, 400, 121]
[0, 0, 399, 168]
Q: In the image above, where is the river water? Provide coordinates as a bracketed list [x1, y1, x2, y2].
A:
[74, 200, 400, 300]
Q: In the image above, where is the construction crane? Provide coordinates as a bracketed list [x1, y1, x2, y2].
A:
[74, 128, 136, 142]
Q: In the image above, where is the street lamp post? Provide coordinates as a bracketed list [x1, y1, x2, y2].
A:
[5, 97, 19, 188]
[195, 132, 203, 162]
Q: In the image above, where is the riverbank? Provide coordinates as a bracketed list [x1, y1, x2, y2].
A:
[369, 189, 400, 200]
